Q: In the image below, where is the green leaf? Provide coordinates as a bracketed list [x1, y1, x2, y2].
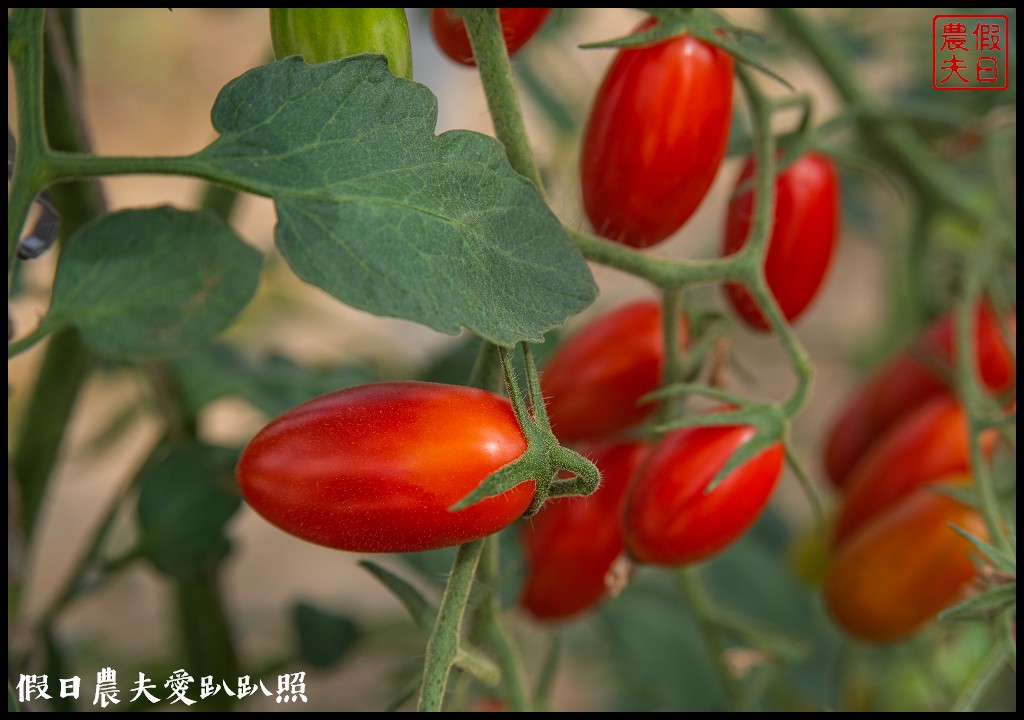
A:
[136, 442, 242, 579]
[293, 601, 361, 669]
[939, 584, 1016, 620]
[197, 55, 596, 346]
[43, 207, 262, 360]
[359, 560, 436, 631]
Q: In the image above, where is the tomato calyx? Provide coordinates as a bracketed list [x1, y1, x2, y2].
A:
[451, 345, 601, 518]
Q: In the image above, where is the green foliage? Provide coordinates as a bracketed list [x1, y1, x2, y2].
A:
[293, 602, 361, 669]
[136, 442, 242, 579]
[42, 207, 262, 360]
[198, 55, 596, 346]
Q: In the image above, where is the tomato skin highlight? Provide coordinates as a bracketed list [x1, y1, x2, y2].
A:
[539, 299, 688, 444]
[824, 304, 1016, 489]
[430, 8, 551, 66]
[236, 381, 535, 554]
[580, 19, 734, 248]
[519, 440, 647, 621]
[722, 152, 840, 331]
[824, 481, 986, 644]
[831, 394, 980, 547]
[622, 415, 784, 567]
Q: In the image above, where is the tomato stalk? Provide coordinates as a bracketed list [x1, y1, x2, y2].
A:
[955, 262, 1014, 553]
[656, 288, 687, 428]
[475, 537, 531, 712]
[7, 8, 49, 291]
[418, 538, 487, 712]
[459, 8, 545, 191]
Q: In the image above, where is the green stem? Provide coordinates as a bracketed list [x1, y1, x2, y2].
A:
[734, 63, 815, 417]
[770, 8, 987, 225]
[657, 288, 685, 428]
[571, 228, 739, 286]
[477, 537, 531, 712]
[43, 151, 243, 189]
[11, 328, 93, 544]
[418, 538, 486, 712]
[677, 568, 741, 707]
[7, 8, 49, 288]
[7, 321, 55, 359]
[951, 639, 1010, 712]
[175, 570, 241, 712]
[956, 268, 1012, 552]
[459, 8, 545, 191]
[469, 341, 504, 393]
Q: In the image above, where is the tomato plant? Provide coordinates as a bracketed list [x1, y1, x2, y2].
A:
[539, 299, 687, 444]
[430, 8, 551, 66]
[622, 412, 784, 566]
[722, 151, 840, 330]
[831, 394, 984, 546]
[269, 8, 413, 79]
[519, 440, 647, 621]
[824, 303, 1016, 489]
[579, 18, 734, 248]
[824, 477, 986, 644]
[236, 381, 536, 553]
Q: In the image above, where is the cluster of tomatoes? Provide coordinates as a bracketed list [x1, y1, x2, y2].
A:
[820, 304, 1015, 643]
[240, 10, 849, 623]
[242, 11, 1012, 642]
[521, 298, 784, 621]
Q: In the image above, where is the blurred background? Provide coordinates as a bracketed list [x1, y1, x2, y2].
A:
[8, 8, 1016, 711]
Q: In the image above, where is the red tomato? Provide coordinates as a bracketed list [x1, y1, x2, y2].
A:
[579, 19, 734, 248]
[622, 412, 784, 566]
[539, 299, 687, 444]
[824, 303, 1016, 489]
[722, 152, 840, 331]
[831, 394, 985, 547]
[430, 8, 551, 66]
[519, 440, 647, 621]
[236, 381, 535, 553]
[824, 479, 986, 644]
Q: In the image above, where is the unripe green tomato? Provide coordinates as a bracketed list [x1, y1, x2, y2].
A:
[269, 8, 413, 80]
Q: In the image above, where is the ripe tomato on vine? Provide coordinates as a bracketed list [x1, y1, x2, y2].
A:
[721, 151, 840, 331]
[580, 18, 734, 248]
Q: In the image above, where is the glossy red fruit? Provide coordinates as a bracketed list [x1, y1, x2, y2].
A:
[622, 412, 784, 566]
[824, 478, 986, 644]
[520, 440, 647, 621]
[430, 8, 551, 66]
[236, 381, 535, 553]
[539, 299, 688, 444]
[824, 304, 1016, 489]
[580, 19, 734, 248]
[831, 394, 986, 547]
[722, 152, 840, 331]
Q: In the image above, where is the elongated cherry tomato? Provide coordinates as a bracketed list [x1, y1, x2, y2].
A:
[539, 299, 688, 444]
[237, 381, 535, 553]
[430, 8, 551, 66]
[824, 478, 986, 644]
[722, 152, 840, 331]
[270, 8, 413, 79]
[825, 303, 1016, 489]
[832, 394, 988, 547]
[520, 440, 647, 621]
[580, 19, 734, 248]
[622, 412, 784, 566]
